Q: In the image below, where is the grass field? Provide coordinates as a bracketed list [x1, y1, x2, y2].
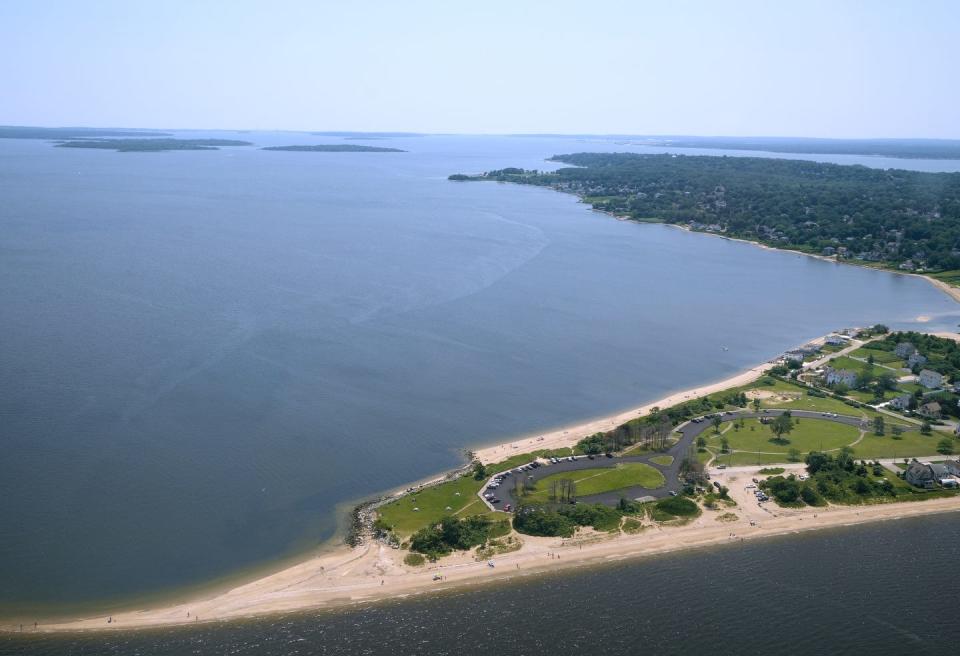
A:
[710, 417, 862, 455]
[849, 347, 905, 367]
[649, 455, 674, 466]
[523, 463, 665, 503]
[847, 430, 955, 460]
[377, 474, 489, 537]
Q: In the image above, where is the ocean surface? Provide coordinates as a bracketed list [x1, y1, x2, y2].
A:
[2, 132, 960, 618]
[4, 514, 959, 655]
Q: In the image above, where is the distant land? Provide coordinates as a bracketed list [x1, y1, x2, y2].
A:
[0, 125, 172, 139]
[451, 152, 960, 274]
[507, 134, 960, 160]
[310, 131, 423, 138]
[263, 144, 406, 153]
[55, 138, 253, 152]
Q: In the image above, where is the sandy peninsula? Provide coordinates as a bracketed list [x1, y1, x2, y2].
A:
[21, 462, 960, 634]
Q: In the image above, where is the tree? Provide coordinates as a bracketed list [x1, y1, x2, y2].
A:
[787, 448, 802, 462]
[696, 436, 707, 450]
[937, 438, 954, 455]
[712, 416, 722, 434]
[472, 461, 487, 481]
[720, 437, 730, 454]
[769, 412, 794, 443]
[921, 421, 932, 435]
[891, 424, 904, 439]
[752, 398, 761, 413]
[873, 415, 885, 436]
[867, 353, 875, 365]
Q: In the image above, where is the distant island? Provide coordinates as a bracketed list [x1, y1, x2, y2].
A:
[262, 144, 406, 153]
[55, 138, 253, 152]
[1, 125, 172, 140]
[450, 153, 960, 276]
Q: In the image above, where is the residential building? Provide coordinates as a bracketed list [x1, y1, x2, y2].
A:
[825, 334, 848, 345]
[944, 460, 960, 477]
[888, 394, 913, 411]
[904, 459, 937, 489]
[919, 369, 944, 389]
[894, 342, 917, 359]
[784, 351, 805, 363]
[907, 352, 927, 368]
[917, 401, 942, 419]
[824, 367, 858, 388]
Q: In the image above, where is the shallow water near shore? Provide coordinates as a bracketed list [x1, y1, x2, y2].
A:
[2, 133, 960, 615]
[4, 513, 959, 655]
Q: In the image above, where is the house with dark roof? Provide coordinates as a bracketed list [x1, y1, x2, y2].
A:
[917, 401, 942, 419]
[904, 459, 937, 489]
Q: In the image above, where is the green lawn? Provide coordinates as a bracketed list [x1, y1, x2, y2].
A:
[650, 455, 674, 466]
[847, 429, 957, 460]
[755, 390, 869, 418]
[849, 347, 904, 367]
[377, 474, 488, 537]
[523, 463, 665, 503]
[708, 417, 861, 456]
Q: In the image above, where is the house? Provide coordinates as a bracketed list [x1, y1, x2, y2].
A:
[894, 342, 917, 359]
[784, 351, 806, 363]
[888, 394, 913, 411]
[822, 246, 836, 256]
[917, 401, 942, 419]
[824, 367, 858, 388]
[919, 369, 944, 389]
[907, 352, 927, 368]
[944, 460, 960, 477]
[899, 260, 916, 271]
[825, 334, 849, 346]
[904, 459, 937, 489]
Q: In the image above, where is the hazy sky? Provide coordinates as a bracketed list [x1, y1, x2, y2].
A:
[1, 0, 956, 137]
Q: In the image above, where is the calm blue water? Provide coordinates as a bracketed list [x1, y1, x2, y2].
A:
[1, 133, 959, 615]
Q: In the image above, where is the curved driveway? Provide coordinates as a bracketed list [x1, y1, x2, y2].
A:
[485, 409, 867, 509]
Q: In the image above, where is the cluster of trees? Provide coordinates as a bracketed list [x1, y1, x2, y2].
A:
[512, 495, 700, 537]
[468, 153, 960, 271]
[578, 412, 673, 454]
[761, 450, 898, 506]
[512, 502, 624, 536]
[55, 138, 252, 152]
[409, 515, 501, 560]
[578, 392, 750, 455]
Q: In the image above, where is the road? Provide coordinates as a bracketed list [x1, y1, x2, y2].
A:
[481, 409, 868, 510]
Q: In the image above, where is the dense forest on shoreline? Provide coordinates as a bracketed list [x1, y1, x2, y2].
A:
[55, 138, 252, 152]
[451, 153, 960, 271]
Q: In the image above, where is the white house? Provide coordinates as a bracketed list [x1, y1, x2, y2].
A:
[825, 367, 858, 388]
[825, 334, 849, 346]
[918, 369, 944, 389]
[894, 342, 917, 359]
[888, 394, 912, 411]
[784, 351, 806, 363]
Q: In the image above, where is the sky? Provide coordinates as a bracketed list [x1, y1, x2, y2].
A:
[0, 0, 957, 137]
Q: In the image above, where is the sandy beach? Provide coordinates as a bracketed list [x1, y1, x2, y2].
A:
[20, 461, 960, 634]
[472, 332, 858, 465]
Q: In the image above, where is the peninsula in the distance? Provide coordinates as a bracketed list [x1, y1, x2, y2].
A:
[55, 138, 253, 152]
[262, 144, 406, 152]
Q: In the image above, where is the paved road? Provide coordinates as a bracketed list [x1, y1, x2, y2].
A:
[483, 409, 867, 510]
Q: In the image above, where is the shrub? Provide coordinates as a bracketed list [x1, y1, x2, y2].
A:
[403, 552, 426, 566]
[654, 496, 699, 517]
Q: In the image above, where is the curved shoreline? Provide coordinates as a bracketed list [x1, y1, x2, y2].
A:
[8, 204, 960, 634]
[12, 465, 960, 634]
